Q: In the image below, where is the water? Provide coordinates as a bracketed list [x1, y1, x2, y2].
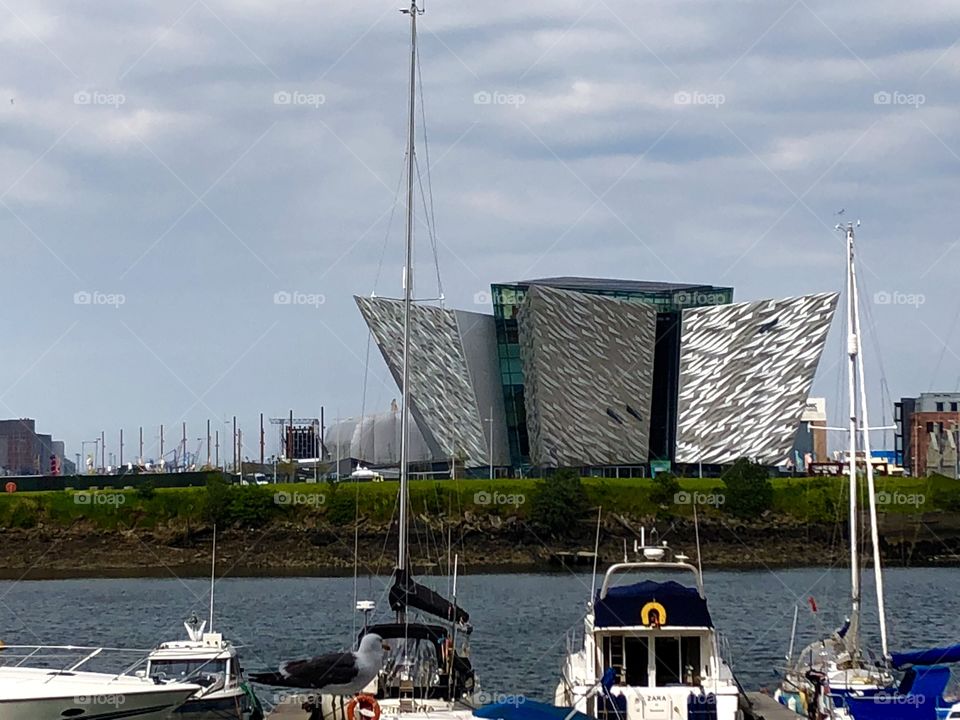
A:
[1, 568, 958, 702]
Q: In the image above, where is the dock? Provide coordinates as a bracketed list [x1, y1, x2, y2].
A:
[746, 692, 799, 719]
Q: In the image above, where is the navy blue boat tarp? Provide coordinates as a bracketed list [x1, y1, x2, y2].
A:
[842, 666, 950, 720]
[474, 700, 592, 720]
[595, 580, 713, 628]
[892, 644, 960, 669]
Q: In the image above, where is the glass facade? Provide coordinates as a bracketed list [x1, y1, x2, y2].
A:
[491, 279, 734, 468]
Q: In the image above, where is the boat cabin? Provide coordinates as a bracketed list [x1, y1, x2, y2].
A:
[363, 622, 475, 702]
[146, 632, 241, 693]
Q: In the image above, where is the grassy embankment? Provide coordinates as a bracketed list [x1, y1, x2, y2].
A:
[0, 475, 956, 531]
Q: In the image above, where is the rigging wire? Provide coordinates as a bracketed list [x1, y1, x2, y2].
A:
[930, 297, 960, 391]
[416, 41, 445, 304]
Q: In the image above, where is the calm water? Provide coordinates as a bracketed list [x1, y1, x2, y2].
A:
[1, 568, 958, 703]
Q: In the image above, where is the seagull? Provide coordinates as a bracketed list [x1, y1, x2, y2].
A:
[250, 633, 388, 694]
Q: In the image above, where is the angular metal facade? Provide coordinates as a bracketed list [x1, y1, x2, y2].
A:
[517, 286, 657, 467]
[355, 297, 509, 468]
[675, 292, 839, 465]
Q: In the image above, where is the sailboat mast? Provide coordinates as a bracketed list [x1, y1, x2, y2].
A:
[844, 222, 861, 655]
[397, 0, 419, 578]
[848, 224, 890, 658]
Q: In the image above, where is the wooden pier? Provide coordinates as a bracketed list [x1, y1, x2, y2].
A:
[746, 692, 801, 719]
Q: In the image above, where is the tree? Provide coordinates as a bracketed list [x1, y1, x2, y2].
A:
[721, 458, 774, 519]
[529, 468, 589, 537]
[649, 472, 681, 506]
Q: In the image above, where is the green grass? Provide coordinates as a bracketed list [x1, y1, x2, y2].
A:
[0, 475, 954, 531]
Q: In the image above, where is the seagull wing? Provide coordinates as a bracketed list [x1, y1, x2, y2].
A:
[250, 651, 360, 689]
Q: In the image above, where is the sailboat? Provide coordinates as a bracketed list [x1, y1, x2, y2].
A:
[252, 3, 478, 718]
[775, 221, 894, 716]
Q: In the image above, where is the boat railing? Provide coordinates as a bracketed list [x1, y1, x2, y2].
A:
[599, 561, 703, 599]
[0, 644, 151, 677]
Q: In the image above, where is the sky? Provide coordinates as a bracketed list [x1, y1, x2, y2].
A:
[1, 0, 959, 463]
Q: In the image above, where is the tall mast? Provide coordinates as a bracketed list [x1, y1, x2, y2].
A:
[397, 0, 419, 579]
[843, 222, 861, 656]
[848, 223, 890, 659]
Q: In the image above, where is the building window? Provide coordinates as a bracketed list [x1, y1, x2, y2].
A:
[952, 402, 959, 412]
[927, 422, 935, 433]
[936, 402, 945, 411]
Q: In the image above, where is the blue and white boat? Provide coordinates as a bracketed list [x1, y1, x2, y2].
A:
[553, 532, 748, 720]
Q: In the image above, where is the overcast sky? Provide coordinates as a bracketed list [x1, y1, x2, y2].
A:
[1, 0, 958, 463]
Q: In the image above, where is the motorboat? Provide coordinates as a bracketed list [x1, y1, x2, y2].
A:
[145, 615, 263, 720]
[554, 533, 749, 720]
[0, 645, 199, 720]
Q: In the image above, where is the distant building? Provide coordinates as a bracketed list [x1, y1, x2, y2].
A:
[356, 276, 838, 473]
[896, 393, 960, 477]
[792, 397, 828, 469]
[0, 419, 73, 476]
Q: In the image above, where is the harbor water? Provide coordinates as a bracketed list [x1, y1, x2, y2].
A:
[1, 568, 957, 705]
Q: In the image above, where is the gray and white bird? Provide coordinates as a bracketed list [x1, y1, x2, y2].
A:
[250, 633, 388, 695]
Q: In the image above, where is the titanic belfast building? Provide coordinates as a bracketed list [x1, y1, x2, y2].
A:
[353, 277, 837, 473]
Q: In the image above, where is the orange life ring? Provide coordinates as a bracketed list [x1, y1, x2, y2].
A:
[3, 482, 15, 494]
[347, 693, 381, 720]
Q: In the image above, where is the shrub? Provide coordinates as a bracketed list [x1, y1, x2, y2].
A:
[529, 468, 589, 537]
[721, 458, 774, 519]
[201, 477, 277, 528]
[649, 473, 681, 506]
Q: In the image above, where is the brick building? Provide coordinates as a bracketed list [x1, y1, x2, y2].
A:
[896, 393, 960, 477]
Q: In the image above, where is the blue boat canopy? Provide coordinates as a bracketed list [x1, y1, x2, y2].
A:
[595, 580, 713, 629]
[892, 644, 960, 669]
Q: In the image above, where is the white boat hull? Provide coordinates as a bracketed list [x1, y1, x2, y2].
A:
[0, 666, 198, 720]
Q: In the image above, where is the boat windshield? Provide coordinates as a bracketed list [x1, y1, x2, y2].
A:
[150, 658, 228, 684]
[381, 637, 440, 689]
[602, 634, 704, 687]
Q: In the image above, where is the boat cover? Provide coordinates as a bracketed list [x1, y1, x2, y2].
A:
[595, 580, 712, 628]
[842, 666, 949, 720]
[892, 644, 960, 669]
[389, 568, 470, 625]
[474, 699, 591, 720]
